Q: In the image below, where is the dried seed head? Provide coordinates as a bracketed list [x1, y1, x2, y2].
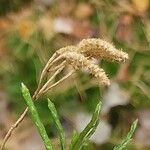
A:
[77, 38, 128, 62]
[62, 52, 110, 85]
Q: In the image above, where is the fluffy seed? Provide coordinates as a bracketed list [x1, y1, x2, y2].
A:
[77, 38, 128, 62]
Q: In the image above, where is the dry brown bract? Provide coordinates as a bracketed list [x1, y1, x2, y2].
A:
[1, 38, 128, 150]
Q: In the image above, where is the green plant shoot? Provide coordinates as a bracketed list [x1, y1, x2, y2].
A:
[21, 83, 53, 150]
[48, 99, 65, 150]
[114, 119, 138, 150]
[71, 101, 102, 150]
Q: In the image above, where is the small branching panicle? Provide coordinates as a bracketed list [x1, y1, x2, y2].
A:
[62, 52, 110, 85]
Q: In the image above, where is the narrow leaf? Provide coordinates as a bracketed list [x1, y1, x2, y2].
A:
[70, 130, 79, 150]
[48, 99, 65, 150]
[21, 83, 53, 150]
[71, 101, 102, 150]
[114, 119, 138, 150]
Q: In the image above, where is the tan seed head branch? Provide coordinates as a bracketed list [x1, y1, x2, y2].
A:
[62, 52, 110, 85]
[0, 38, 128, 150]
[77, 38, 128, 62]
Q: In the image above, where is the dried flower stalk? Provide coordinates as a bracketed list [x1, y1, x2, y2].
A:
[1, 38, 128, 150]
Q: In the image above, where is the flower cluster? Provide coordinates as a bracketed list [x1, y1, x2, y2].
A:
[52, 38, 128, 86]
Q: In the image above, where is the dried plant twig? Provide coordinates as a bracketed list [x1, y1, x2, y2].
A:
[43, 70, 75, 94]
[38, 53, 58, 90]
[0, 107, 28, 150]
[38, 65, 65, 96]
[48, 61, 66, 72]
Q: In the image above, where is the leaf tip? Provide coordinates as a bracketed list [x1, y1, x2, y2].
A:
[21, 82, 26, 91]
[21, 82, 29, 94]
[47, 98, 51, 104]
[133, 119, 138, 127]
[21, 82, 25, 88]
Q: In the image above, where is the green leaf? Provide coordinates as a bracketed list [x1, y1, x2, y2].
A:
[21, 83, 53, 150]
[71, 101, 102, 150]
[113, 119, 138, 150]
[48, 99, 65, 150]
[70, 130, 79, 150]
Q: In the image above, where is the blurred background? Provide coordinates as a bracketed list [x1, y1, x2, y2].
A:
[0, 0, 150, 149]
